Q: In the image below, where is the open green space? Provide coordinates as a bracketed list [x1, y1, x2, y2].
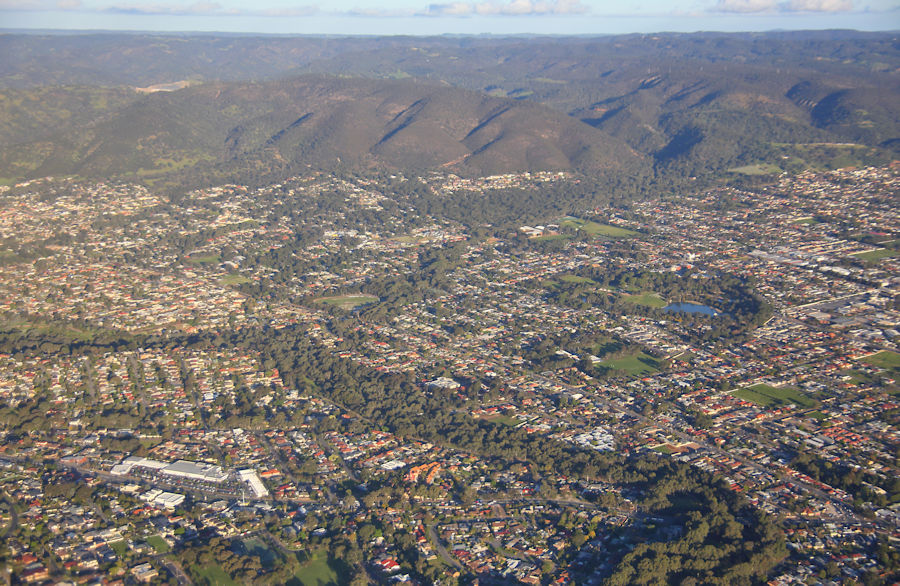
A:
[561, 217, 639, 238]
[850, 248, 899, 262]
[289, 551, 338, 586]
[600, 352, 662, 377]
[219, 274, 251, 285]
[109, 540, 128, 558]
[727, 163, 782, 175]
[732, 384, 816, 408]
[559, 274, 596, 285]
[861, 350, 900, 369]
[485, 414, 519, 427]
[393, 235, 424, 244]
[193, 564, 238, 586]
[187, 254, 220, 265]
[135, 153, 216, 179]
[147, 535, 171, 554]
[623, 291, 667, 308]
[1, 318, 104, 342]
[315, 295, 379, 310]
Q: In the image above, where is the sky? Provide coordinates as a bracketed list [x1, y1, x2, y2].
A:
[1, 0, 897, 35]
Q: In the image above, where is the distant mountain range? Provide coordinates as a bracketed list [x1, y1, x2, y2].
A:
[0, 32, 897, 184]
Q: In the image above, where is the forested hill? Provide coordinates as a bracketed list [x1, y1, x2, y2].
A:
[0, 75, 644, 182]
[0, 31, 897, 185]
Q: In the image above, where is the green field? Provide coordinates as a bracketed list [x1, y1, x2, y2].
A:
[850, 248, 899, 262]
[187, 254, 220, 265]
[600, 352, 662, 377]
[219, 274, 251, 285]
[109, 540, 128, 558]
[559, 275, 596, 284]
[561, 217, 639, 238]
[623, 291, 667, 308]
[193, 564, 238, 586]
[861, 351, 900, 369]
[728, 163, 782, 175]
[290, 551, 338, 586]
[316, 295, 379, 310]
[732, 384, 816, 408]
[393, 235, 422, 244]
[486, 414, 519, 427]
[147, 535, 171, 554]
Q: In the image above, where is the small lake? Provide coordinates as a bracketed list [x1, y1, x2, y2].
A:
[663, 302, 719, 316]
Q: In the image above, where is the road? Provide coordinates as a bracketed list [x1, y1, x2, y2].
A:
[0, 492, 18, 540]
[427, 523, 462, 570]
[161, 559, 193, 585]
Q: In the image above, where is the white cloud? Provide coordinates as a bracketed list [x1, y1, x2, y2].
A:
[713, 0, 855, 11]
[713, 0, 778, 12]
[104, 2, 235, 15]
[783, 0, 853, 11]
[424, 0, 588, 16]
[260, 5, 319, 17]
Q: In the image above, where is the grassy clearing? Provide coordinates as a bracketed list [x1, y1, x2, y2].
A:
[393, 235, 424, 244]
[861, 351, 900, 369]
[316, 295, 378, 310]
[732, 384, 816, 408]
[485, 414, 519, 427]
[560, 217, 638, 238]
[623, 291, 667, 308]
[109, 540, 128, 558]
[193, 564, 238, 586]
[147, 535, 171, 554]
[187, 254, 220, 265]
[728, 163, 782, 175]
[134, 153, 216, 179]
[850, 248, 899, 262]
[219, 274, 251, 285]
[559, 275, 595, 285]
[600, 352, 662, 377]
[291, 551, 338, 586]
[1, 319, 102, 342]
